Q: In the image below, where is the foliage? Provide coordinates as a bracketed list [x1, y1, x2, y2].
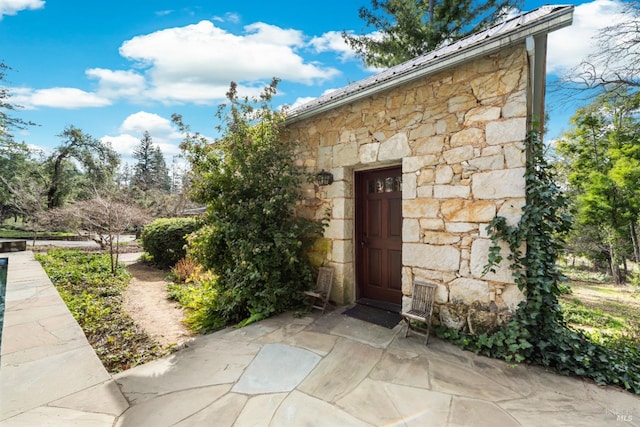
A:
[0, 63, 42, 221]
[167, 257, 202, 283]
[562, 298, 626, 331]
[175, 79, 325, 325]
[50, 191, 150, 274]
[0, 160, 49, 240]
[140, 217, 200, 269]
[36, 249, 170, 373]
[131, 131, 171, 193]
[436, 125, 640, 394]
[45, 126, 120, 209]
[0, 62, 36, 143]
[342, 0, 521, 68]
[167, 266, 226, 333]
[555, 89, 640, 283]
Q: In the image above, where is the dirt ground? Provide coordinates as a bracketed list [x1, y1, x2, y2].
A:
[122, 255, 194, 348]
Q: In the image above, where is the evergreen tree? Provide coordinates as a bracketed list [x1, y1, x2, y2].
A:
[343, 0, 521, 68]
[131, 131, 171, 192]
[131, 131, 154, 191]
[151, 146, 171, 192]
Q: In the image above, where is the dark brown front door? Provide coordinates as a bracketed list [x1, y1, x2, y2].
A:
[356, 167, 403, 305]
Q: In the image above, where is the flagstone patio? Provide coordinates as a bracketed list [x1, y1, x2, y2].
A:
[1, 251, 638, 426]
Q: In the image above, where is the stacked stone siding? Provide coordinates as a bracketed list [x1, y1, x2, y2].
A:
[287, 44, 529, 333]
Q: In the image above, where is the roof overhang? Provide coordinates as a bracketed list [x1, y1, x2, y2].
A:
[286, 5, 574, 125]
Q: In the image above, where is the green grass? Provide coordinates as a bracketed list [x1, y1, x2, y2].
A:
[36, 249, 173, 373]
[561, 298, 626, 331]
[558, 264, 609, 283]
[559, 267, 640, 350]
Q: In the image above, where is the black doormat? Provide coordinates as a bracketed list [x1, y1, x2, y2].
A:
[343, 304, 402, 329]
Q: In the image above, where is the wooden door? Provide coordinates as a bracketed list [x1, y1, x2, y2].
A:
[356, 167, 403, 304]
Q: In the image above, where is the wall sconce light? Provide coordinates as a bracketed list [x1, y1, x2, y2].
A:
[316, 169, 334, 186]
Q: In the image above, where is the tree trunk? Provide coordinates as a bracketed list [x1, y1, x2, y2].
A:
[631, 222, 640, 264]
[609, 242, 622, 285]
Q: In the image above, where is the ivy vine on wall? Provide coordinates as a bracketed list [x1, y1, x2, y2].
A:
[436, 125, 640, 394]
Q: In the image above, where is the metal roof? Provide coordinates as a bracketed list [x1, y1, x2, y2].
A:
[286, 5, 574, 123]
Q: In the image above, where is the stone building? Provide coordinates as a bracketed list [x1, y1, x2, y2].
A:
[285, 6, 574, 333]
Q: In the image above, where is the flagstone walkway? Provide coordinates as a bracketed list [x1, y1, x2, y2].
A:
[1, 251, 638, 426]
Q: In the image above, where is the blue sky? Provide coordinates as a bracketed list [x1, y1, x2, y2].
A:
[0, 0, 630, 167]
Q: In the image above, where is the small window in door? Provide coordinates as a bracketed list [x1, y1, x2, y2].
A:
[367, 175, 402, 194]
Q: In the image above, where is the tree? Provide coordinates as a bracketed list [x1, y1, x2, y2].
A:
[0, 62, 36, 144]
[568, 0, 640, 90]
[175, 79, 325, 325]
[556, 89, 640, 283]
[151, 146, 171, 192]
[0, 62, 38, 218]
[46, 126, 120, 209]
[0, 164, 49, 244]
[342, 0, 520, 68]
[131, 131, 171, 192]
[52, 191, 150, 274]
[0, 141, 34, 219]
[131, 131, 154, 191]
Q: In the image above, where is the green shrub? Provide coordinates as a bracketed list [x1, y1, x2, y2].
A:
[176, 80, 325, 326]
[167, 270, 226, 333]
[140, 217, 200, 268]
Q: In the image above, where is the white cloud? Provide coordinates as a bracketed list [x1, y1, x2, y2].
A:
[101, 133, 139, 160]
[0, 0, 44, 18]
[287, 96, 317, 109]
[547, 0, 628, 74]
[119, 111, 175, 135]
[309, 31, 357, 62]
[118, 20, 340, 103]
[101, 111, 183, 163]
[11, 87, 111, 109]
[286, 87, 342, 110]
[212, 12, 240, 24]
[86, 68, 147, 99]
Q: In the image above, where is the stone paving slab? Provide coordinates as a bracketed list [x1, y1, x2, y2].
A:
[232, 343, 321, 394]
[299, 338, 383, 402]
[115, 385, 231, 427]
[113, 336, 260, 404]
[337, 378, 452, 426]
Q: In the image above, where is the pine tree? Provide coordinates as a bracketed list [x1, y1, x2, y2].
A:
[132, 131, 154, 191]
[151, 146, 171, 192]
[131, 131, 171, 193]
[343, 0, 521, 68]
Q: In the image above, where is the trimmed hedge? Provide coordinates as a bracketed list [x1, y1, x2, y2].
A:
[141, 217, 200, 268]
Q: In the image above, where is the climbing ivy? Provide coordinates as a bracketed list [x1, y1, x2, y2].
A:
[436, 125, 640, 394]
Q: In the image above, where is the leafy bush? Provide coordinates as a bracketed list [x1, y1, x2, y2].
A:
[140, 217, 200, 268]
[36, 249, 170, 372]
[168, 257, 202, 284]
[167, 269, 225, 333]
[176, 80, 325, 326]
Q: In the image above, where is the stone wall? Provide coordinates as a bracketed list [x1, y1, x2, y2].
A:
[287, 44, 529, 333]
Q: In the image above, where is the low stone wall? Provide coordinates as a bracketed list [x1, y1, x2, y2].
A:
[0, 240, 26, 253]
